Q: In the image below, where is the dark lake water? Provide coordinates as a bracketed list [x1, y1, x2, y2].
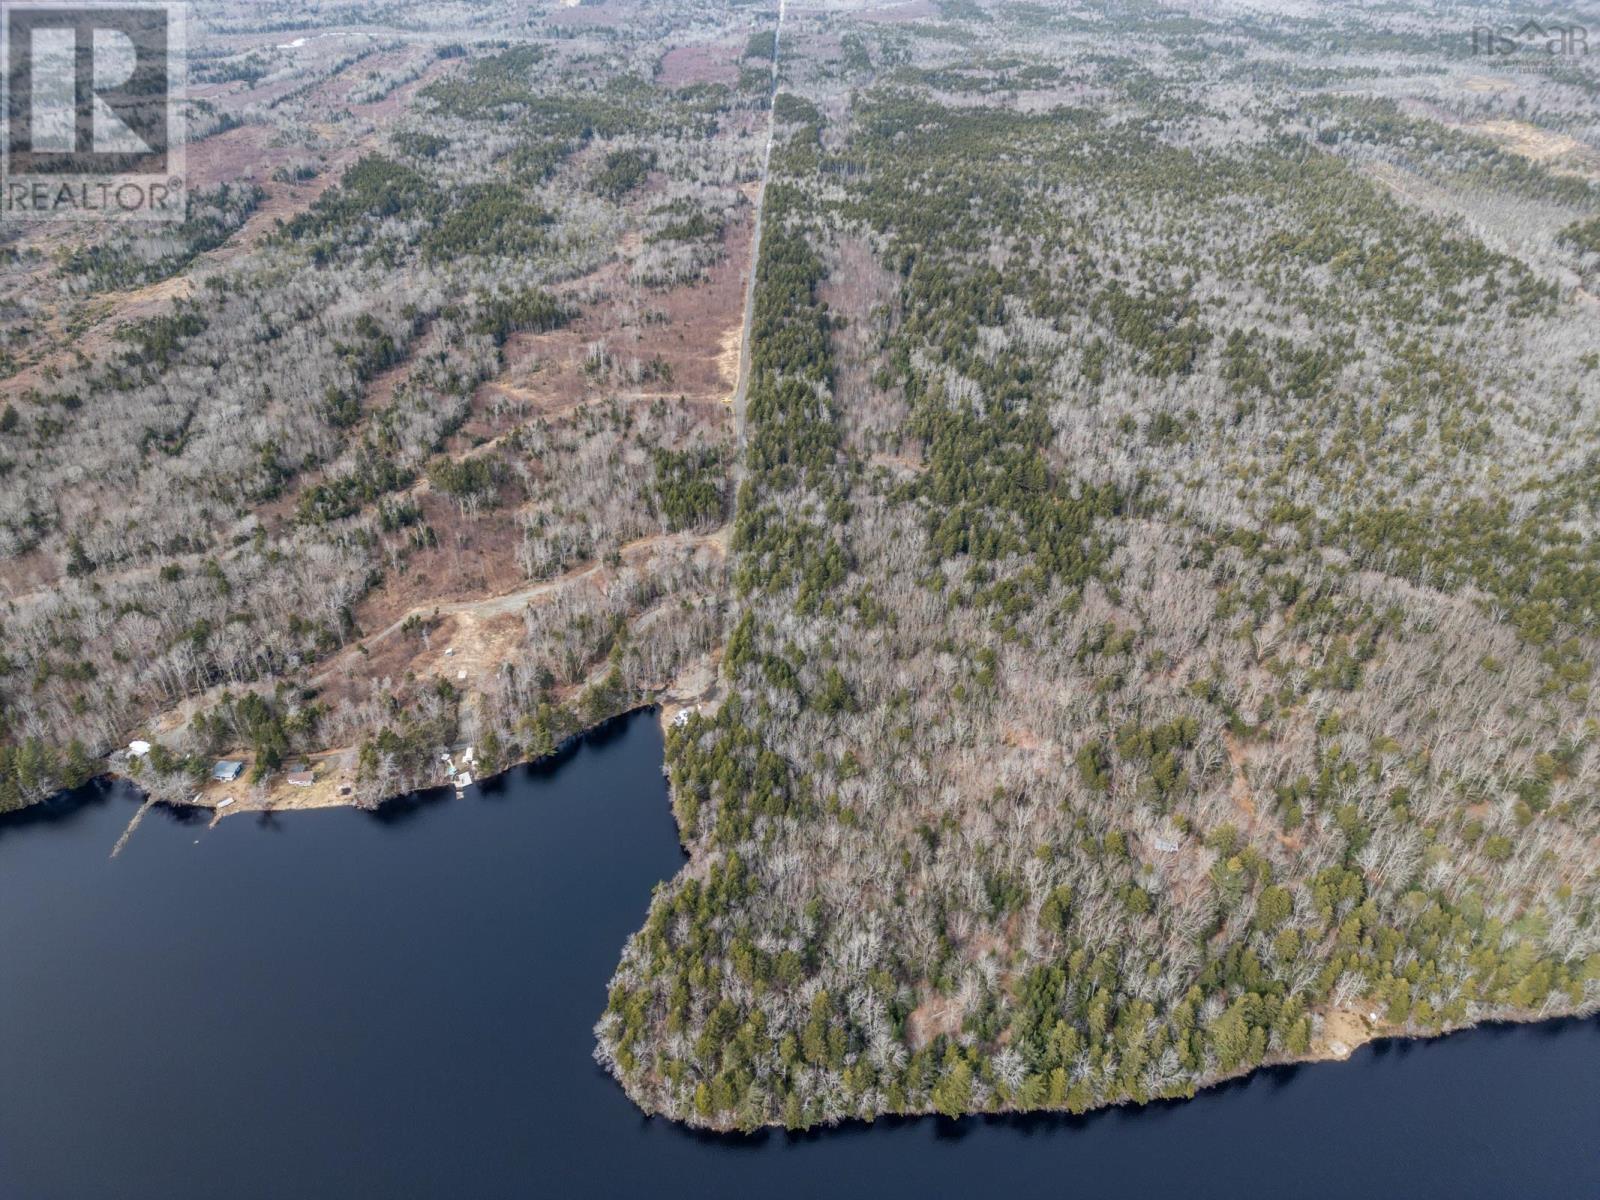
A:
[2, 709, 1597, 1199]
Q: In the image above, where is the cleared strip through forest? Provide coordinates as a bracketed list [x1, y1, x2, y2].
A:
[731, 0, 786, 453]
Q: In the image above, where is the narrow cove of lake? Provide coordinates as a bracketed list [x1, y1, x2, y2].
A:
[2, 710, 1596, 1200]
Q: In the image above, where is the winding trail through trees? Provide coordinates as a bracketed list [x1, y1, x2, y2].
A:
[310, 527, 728, 687]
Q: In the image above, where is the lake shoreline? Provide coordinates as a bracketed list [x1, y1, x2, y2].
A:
[24, 709, 1600, 1141]
[5, 707, 1600, 1199]
[622, 1004, 1600, 1137]
[84, 700, 681, 827]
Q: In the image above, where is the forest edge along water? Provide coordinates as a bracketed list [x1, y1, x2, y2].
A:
[1, 709, 1597, 1200]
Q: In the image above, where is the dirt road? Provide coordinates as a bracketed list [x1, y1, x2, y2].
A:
[313, 527, 727, 685]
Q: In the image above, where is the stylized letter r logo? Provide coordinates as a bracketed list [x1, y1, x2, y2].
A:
[5, 4, 170, 172]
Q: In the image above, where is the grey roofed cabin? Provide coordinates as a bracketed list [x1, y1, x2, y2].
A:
[212, 760, 244, 782]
